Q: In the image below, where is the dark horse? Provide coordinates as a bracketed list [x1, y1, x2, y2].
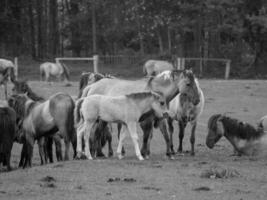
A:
[206, 114, 266, 156]
[12, 80, 63, 163]
[8, 93, 76, 168]
[0, 58, 16, 99]
[0, 104, 16, 171]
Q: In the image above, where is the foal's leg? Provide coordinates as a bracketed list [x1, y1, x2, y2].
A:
[53, 134, 63, 161]
[117, 125, 127, 159]
[158, 118, 173, 158]
[117, 123, 125, 156]
[167, 117, 175, 154]
[127, 122, 144, 161]
[106, 125, 113, 157]
[140, 119, 153, 159]
[83, 121, 94, 160]
[177, 120, 186, 154]
[190, 121, 197, 156]
[76, 124, 85, 159]
[24, 136, 35, 168]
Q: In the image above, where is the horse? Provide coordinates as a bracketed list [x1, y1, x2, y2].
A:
[206, 114, 267, 156]
[143, 60, 174, 76]
[78, 72, 115, 98]
[8, 93, 76, 168]
[11, 79, 63, 163]
[81, 69, 200, 159]
[0, 105, 16, 171]
[40, 62, 70, 83]
[167, 73, 204, 156]
[75, 92, 168, 160]
[0, 58, 16, 99]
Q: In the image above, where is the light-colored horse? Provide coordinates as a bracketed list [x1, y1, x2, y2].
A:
[0, 58, 16, 99]
[81, 70, 200, 158]
[75, 92, 168, 160]
[143, 60, 174, 76]
[40, 62, 70, 83]
[168, 74, 204, 155]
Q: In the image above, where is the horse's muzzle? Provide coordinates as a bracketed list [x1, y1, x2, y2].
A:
[163, 112, 169, 119]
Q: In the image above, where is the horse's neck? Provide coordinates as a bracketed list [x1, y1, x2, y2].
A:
[24, 100, 37, 117]
[130, 97, 153, 117]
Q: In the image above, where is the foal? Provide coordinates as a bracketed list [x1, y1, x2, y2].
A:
[75, 92, 168, 160]
[206, 114, 266, 156]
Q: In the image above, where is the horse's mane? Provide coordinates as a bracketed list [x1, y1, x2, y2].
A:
[211, 114, 265, 140]
[61, 63, 70, 81]
[13, 81, 44, 101]
[147, 70, 174, 88]
[126, 92, 160, 101]
[207, 114, 223, 131]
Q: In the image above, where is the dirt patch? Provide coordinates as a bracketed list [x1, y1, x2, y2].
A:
[193, 186, 211, 191]
[201, 166, 240, 179]
[142, 186, 161, 192]
[107, 177, 136, 183]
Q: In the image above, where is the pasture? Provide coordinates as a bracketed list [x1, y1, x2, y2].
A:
[1, 79, 267, 200]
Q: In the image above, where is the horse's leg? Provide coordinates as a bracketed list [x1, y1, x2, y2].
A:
[177, 120, 186, 154]
[140, 119, 153, 159]
[53, 134, 63, 161]
[158, 118, 173, 158]
[117, 123, 125, 156]
[117, 125, 127, 159]
[95, 121, 107, 157]
[46, 136, 54, 163]
[168, 117, 175, 154]
[24, 136, 34, 168]
[76, 124, 85, 159]
[6, 150, 12, 171]
[128, 122, 144, 161]
[106, 125, 113, 157]
[190, 121, 197, 156]
[83, 121, 94, 160]
[19, 143, 26, 168]
[38, 137, 47, 165]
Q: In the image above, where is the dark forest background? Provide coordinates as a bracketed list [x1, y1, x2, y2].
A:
[1, 0, 267, 77]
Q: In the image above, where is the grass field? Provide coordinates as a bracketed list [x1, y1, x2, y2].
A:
[1, 78, 267, 200]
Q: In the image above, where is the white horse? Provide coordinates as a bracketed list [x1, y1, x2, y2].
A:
[40, 62, 70, 83]
[0, 58, 16, 99]
[75, 92, 168, 161]
[143, 60, 174, 76]
[168, 74, 204, 155]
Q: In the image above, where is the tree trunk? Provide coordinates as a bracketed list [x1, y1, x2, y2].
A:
[49, 0, 59, 57]
[37, 0, 44, 59]
[28, 0, 36, 58]
[157, 28, 163, 54]
[167, 26, 172, 53]
[92, 0, 97, 54]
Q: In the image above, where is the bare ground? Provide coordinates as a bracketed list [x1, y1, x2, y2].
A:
[1, 79, 267, 200]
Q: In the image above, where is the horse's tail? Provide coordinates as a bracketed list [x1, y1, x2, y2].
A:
[8, 67, 16, 83]
[66, 97, 76, 142]
[74, 98, 84, 127]
[78, 73, 90, 98]
[40, 64, 45, 81]
[61, 63, 70, 81]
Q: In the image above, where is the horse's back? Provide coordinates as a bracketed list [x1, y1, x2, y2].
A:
[85, 78, 148, 97]
[144, 60, 173, 75]
[0, 59, 14, 69]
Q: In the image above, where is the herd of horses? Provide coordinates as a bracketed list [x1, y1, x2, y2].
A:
[1, 58, 267, 171]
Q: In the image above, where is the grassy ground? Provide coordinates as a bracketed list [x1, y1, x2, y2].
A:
[1, 79, 267, 200]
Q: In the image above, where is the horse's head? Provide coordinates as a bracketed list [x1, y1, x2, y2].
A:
[8, 94, 32, 120]
[178, 69, 200, 106]
[12, 80, 30, 95]
[150, 92, 169, 119]
[206, 114, 225, 149]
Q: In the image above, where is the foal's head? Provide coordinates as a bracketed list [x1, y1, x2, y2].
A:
[206, 114, 224, 149]
[8, 94, 33, 120]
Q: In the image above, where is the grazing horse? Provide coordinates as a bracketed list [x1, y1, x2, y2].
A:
[11, 80, 63, 163]
[168, 73, 204, 155]
[143, 60, 174, 76]
[75, 92, 168, 160]
[206, 114, 267, 156]
[81, 70, 200, 158]
[8, 93, 76, 168]
[78, 72, 115, 98]
[0, 58, 16, 99]
[40, 62, 70, 83]
[0, 105, 16, 171]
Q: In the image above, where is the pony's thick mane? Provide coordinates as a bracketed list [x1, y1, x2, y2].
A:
[210, 114, 264, 140]
[208, 114, 223, 132]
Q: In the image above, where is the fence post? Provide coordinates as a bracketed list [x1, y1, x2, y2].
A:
[181, 58, 185, 70]
[177, 57, 181, 70]
[225, 60, 231, 79]
[93, 55, 99, 73]
[14, 57, 18, 78]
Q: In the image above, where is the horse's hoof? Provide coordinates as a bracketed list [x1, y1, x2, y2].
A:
[108, 151, 114, 157]
[169, 155, 175, 160]
[121, 147, 126, 156]
[96, 152, 106, 157]
[138, 156, 144, 161]
[190, 152, 195, 156]
[118, 154, 124, 160]
[144, 155, 150, 160]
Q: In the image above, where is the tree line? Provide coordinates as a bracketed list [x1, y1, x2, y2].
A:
[0, 0, 267, 75]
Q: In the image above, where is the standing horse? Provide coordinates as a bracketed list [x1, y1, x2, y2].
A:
[40, 62, 70, 83]
[167, 72, 204, 155]
[11, 80, 63, 163]
[0, 59, 16, 99]
[0, 104, 16, 171]
[206, 114, 267, 156]
[81, 70, 200, 159]
[143, 60, 174, 76]
[75, 92, 168, 160]
[8, 93, 76, 168]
